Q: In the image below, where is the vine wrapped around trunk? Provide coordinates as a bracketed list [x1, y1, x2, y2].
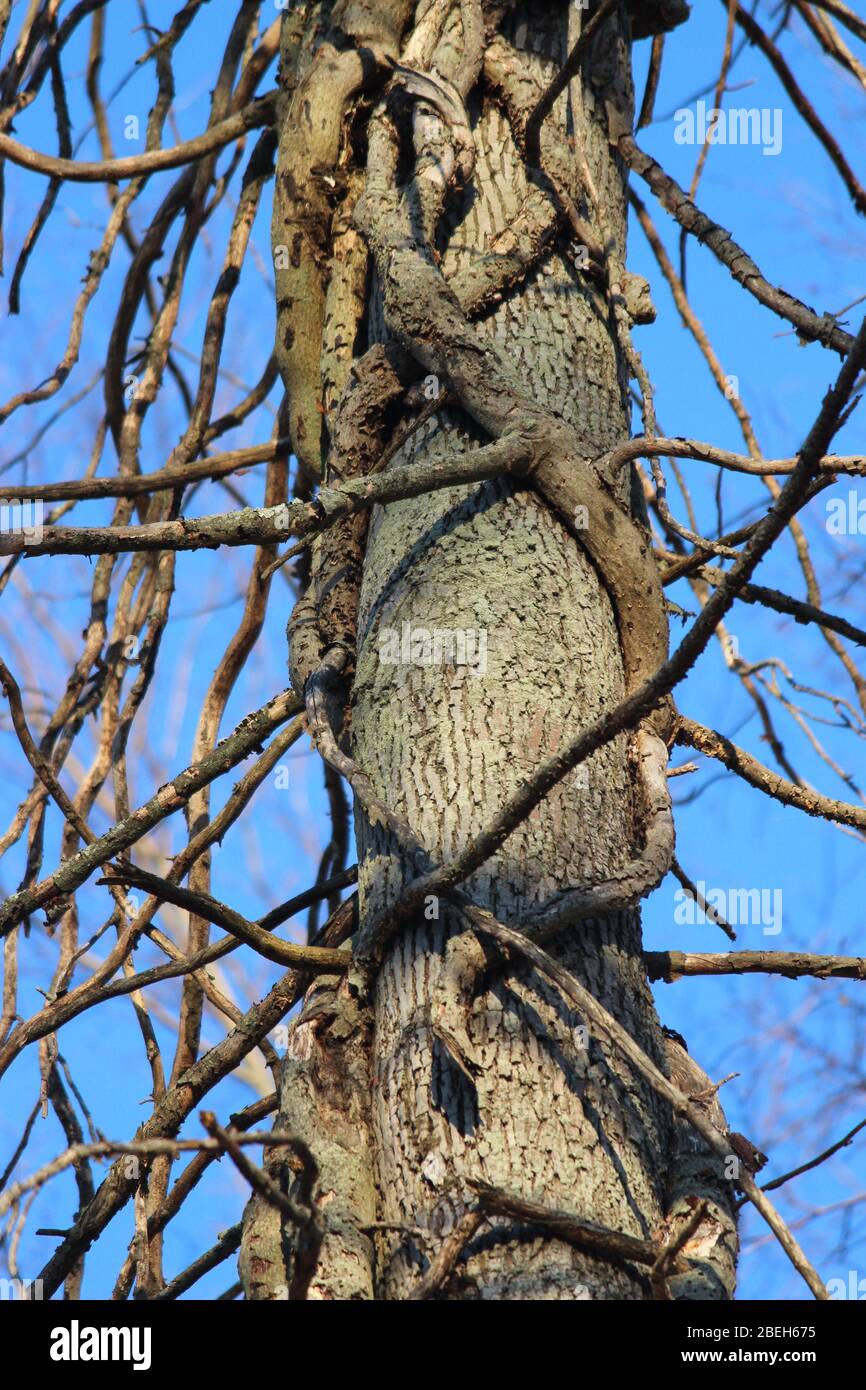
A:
[246, 0, 739, 1302]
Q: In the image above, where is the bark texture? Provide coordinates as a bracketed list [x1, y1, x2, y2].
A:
[354, 5, 730, 1300]
[248, 0, 739, 1302]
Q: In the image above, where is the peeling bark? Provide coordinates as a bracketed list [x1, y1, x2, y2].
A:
[272, 1, 414, 478]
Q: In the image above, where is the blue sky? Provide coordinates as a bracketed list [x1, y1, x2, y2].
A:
[0, 0, 864, 1300]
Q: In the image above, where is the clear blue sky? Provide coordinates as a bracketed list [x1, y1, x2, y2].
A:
[0, 0, 864, 1300]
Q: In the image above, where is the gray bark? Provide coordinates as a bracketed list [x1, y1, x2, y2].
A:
[246, 0, 739, 1302]
[353, 6, 732, 1300]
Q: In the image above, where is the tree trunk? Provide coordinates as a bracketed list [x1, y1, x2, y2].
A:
[242, 0, 738, 1302]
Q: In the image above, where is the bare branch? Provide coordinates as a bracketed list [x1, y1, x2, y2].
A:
[677, 716, 866, 831]
[100, 866, 350, 974]
[0, 690, 303, 937]
[0, 91, 278, 181]
[619, 135, 855, 356]
[646, 950, 866, 983]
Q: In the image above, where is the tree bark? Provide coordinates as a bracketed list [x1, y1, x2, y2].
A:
[245, 0, 739, 1302]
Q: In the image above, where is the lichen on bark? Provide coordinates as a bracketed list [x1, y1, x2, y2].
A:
[245, 0, 738, 1303]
